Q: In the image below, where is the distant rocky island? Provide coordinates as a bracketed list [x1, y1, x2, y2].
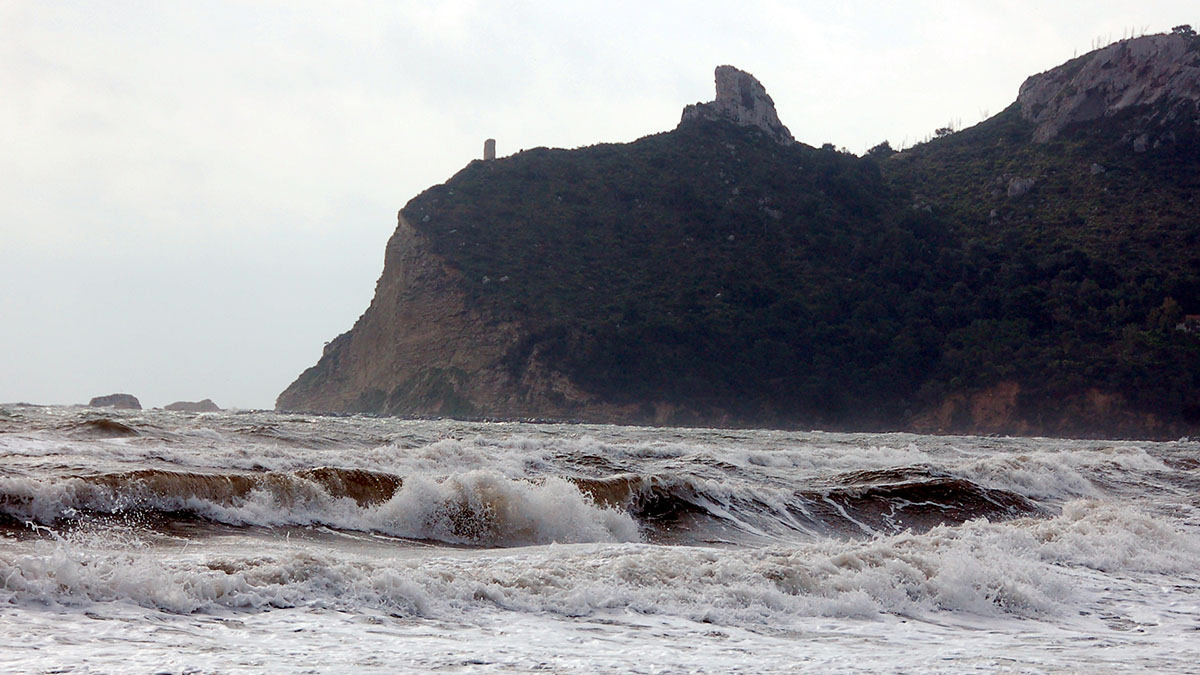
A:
[279, 30, 1200, 439]
[164, 399, 221, 413]
[84, 395, 222, 412]
[89, 393, 141, 410]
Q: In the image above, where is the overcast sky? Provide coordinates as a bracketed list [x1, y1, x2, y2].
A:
[1, 1, 1194, 409]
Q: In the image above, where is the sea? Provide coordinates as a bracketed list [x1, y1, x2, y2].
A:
[1, 404, 1198, 673]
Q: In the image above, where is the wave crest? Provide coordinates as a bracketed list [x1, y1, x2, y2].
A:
[572, 467, 1042, 542]
[0, 469, 638, 547]
[3, 501, 1193, 623]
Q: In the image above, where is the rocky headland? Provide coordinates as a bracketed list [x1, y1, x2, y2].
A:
[279, 32, 1200, 439]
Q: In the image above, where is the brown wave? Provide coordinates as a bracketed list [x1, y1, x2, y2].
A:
[803, 477, 1042, 535]
[572, 474, 709, 521]
[83, 467, 404, 508]
[831, 466, 944, 485]
[2, 462, 1046, 543]
[573, 468, 1043, 541]
[70, 418, 140, 438]
[0, 468, 406, 531]
[0, 511, 25, 532]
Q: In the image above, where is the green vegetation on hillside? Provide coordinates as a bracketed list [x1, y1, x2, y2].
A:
[407, 121, 957, 426]
[399, 99, 1200, 430]
[888, 104, 1200, 422]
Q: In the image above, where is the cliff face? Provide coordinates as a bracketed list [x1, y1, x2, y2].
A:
[278, 214, 520, 416]
[1019, 32, 1200, 142]
[277, 213, 628, 420]
[280, 36, 1200, 439]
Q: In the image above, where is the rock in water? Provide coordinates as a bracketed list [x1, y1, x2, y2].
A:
[88, 393, 141, 410]
[680, 65, 795, 145]
[164, 399, 221, 412]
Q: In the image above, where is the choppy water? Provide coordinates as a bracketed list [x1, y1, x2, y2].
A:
[2, 405, 1199, 673]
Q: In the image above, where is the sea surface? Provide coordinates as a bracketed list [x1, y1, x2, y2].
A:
[1, 405, 1198, 673]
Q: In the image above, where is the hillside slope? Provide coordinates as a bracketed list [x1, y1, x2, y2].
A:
[280, 34, 1200, 438]
[887, 31, 1200, 436]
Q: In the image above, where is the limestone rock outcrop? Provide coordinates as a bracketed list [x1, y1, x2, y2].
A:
[164, 399, 221, 412]
[680, 66, 795, 145]
[88, 393, 141, 410]
[1018, 32, 1200, 142]
[276, 213, 597, 418]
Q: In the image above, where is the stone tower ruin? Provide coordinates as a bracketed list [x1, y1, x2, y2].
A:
[484, 138, 496, 160]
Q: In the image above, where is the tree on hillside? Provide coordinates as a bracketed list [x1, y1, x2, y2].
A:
[866, 141, 897, 158]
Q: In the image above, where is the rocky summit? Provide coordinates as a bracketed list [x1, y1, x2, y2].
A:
[279, 33, 1200, 439]
[1019, 31, 1200, 142]
[680, 65, 795, 145]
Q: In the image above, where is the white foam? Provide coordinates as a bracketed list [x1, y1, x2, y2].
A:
[4, 407, 1200, 673]
[0, 470, 639, 548]
[369, 471, 639, 545]
[4, 500, 1195, 625]
[184, 470, 640, 546]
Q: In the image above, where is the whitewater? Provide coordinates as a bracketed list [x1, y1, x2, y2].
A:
[1, 405, 1198, 673]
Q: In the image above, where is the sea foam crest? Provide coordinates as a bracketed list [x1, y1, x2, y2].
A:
[0, 470, 639, 547]
[3, 500, 1194, 624]
[369, 471, 639, 545]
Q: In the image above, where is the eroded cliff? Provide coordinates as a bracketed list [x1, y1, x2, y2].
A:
[278, 213, 624, 419]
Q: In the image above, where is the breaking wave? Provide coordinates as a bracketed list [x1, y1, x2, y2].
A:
[0, 468, 638, 547]
[0, 462, 1044, 549]
[575, 466, 1041, 542]
[2, 500, 1195, 623]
